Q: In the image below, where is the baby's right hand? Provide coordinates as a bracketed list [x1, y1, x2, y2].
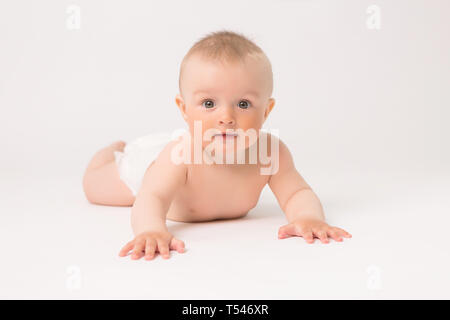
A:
[118, 230, 185, 260]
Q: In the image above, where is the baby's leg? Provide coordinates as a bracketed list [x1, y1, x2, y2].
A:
[82, 141, 135, 206]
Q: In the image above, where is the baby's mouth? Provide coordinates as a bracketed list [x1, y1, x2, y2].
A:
[213, 132, 239, 139]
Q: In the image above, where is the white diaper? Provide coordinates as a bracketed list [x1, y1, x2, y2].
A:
[113, 131, 185, 196]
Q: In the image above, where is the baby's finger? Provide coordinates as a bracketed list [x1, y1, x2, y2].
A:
[314, 229, 329, 244]
[170, 238, 185, 253]
[278, 224, 297, 238]
[119, 240, 135, 257]
[144, 239, 157, 260]
[334, 227, 352, 238]
[301, 230, 315, 244]
[326, 229, 342, 242]
[131, 239, 145, 260]
[157, 239, 171, 259]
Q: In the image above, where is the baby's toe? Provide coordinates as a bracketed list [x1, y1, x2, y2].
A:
[110, 140, 126, 151]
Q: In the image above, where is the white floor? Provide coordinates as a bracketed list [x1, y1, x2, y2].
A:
[1, 161, 449, 299]
[1, 0, 449, 300]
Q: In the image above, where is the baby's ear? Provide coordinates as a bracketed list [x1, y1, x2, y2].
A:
[264, 98, 275, 120]
[175, 94, 188, 120]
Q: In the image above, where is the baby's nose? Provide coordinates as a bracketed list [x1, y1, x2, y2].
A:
[218, 105, 236, 126]
[219, 118, 235, 125]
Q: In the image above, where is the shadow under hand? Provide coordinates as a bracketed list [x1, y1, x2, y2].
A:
[167, 202, 283, 234]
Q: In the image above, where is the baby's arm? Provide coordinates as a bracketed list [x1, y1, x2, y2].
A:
[119, 141, 187, 260]
[268, 138, 351, 244]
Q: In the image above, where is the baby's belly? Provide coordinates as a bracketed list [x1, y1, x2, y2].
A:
[167, 207, 249, 222]
[165, 188, 260, 222]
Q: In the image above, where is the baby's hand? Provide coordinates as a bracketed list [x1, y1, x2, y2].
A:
[278, 218, 352, 244]
[119, 230, 185, 260]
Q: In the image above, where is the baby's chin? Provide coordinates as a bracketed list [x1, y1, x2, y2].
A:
[204, 137, 255, 162]
[210, 134, 255, 150]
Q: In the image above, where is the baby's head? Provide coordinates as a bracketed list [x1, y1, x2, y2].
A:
[175, 30, 275, 151]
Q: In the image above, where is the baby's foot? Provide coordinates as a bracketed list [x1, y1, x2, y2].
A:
[85, 140, 127, 172]
[110, 140, 126, 152]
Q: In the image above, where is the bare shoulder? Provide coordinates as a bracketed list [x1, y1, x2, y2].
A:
[145, 139, 188, 184]
[157, 138, 188, 165]
[135, 138, 189, 201]
[260, 130, 291, 162]
[258, 130, 295, 178]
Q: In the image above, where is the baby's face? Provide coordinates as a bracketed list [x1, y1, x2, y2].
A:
[176, 54, 275, 152]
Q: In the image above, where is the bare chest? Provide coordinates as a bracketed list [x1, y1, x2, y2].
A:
[179, 163, 269, 219]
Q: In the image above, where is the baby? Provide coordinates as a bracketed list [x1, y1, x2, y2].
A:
[82, 30, 351, 260]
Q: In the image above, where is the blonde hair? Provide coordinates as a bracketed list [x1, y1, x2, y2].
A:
[179, 30, 273, 94]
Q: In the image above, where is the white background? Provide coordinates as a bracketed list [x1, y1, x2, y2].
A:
[0, 0, 449, 299]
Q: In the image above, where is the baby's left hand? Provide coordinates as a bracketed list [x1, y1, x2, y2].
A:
[278, 218, 352, 244]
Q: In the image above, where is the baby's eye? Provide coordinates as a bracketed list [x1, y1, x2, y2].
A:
[238, 100, 250, 109]
[202, 100, 215, 108]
